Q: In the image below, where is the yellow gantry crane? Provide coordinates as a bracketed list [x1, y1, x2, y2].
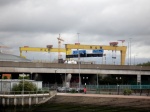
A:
[19, 43, 127, 65]
[65, 44, 127, 65]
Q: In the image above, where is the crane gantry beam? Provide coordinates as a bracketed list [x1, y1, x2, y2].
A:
[19, 47, 71, 58]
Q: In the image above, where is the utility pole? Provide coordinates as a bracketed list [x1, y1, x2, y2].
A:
[128, 41, 129, 65]
[97, 67, 99, 89]
[77, 33, 80, 90]
[129, 38, 132, 65]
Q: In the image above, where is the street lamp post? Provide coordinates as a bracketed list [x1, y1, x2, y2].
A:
[140, 66, 142, 89]
[129, 38, 132, 65]
[22, 73, 25, 95]
[116, 77, 122, 83]
[65, 61, 67, 88]
[117, 85, 120, 95]
[0, 75, 2, 92]
[60, 74, 62, 86]
[77, 33, 80, 90]
[116, 77, 121, 95]
[137, 66, 142, 95]
[97, 67, 99, 89]
[54, 69, 58, 88]
[128, 41, 129, 65]
[83, 77, 88, 87]
[78, 60, 81, 90]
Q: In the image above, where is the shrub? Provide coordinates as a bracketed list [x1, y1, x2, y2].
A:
[12, 81, 37, 94]
[37, 89, 43, 94]
[3, 76, 8, 79]
[44, 90, 49, 93]
[70, 89, 76, 93]
[19, 76, 30, 79]
[123, 88, 132, 95]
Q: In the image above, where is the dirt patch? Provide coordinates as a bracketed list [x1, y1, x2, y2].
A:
[49, 94, 150, 108]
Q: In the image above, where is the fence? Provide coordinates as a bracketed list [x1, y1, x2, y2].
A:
[87, 85, 150, 90]
[42, 83, 150, 96]
[87, 85, 150, 96]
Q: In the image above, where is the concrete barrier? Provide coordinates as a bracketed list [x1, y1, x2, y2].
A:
[0, 91, 57, 106]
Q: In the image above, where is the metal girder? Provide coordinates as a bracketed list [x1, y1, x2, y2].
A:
[65, 44, 127, 51]
[19, 47, 69, 58]
[20, 47, 66, 52]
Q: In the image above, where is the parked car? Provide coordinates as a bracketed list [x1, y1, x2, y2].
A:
[76, 88, 84, 93]
[57, 87, 71, 92]
[57, 87, 84, 93]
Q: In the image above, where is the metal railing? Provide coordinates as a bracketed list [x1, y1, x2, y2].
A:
[0, 90, 50, 95]
[87, 85, 150, 89]
[86, 85, 150, 96]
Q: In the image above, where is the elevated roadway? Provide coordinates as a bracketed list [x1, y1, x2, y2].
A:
[0, 61, 150, 75]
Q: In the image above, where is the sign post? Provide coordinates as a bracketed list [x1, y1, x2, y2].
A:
[137, 74, 141, 84]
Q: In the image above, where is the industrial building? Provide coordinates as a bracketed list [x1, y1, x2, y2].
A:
[0, 52, 30, 62]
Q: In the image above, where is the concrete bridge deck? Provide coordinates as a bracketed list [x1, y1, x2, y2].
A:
[0, 61, 150, 75]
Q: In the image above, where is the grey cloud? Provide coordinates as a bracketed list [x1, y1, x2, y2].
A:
[0, 0, 150, 64]
[0, 0, 80, 33]
[0, 0, 20, 6]
[1, 0, 150, 37]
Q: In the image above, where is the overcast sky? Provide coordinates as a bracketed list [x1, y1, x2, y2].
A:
[0, 0, 150, 65]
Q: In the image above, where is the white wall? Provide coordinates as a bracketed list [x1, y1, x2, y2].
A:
[0, 79, 43, 92]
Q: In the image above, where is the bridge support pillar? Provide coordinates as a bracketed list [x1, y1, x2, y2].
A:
[7, 98, 9, 105]
[34, 73, 42, 81]
[29, 97, 31, 106]
[22, 97, 24, 106]
[61, 74, 72, 88]
[66, 74, 72, 88]
[14, 98, 17, 106]
[2, 98, 5, 106]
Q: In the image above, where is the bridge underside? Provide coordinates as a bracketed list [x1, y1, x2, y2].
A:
[1, 72, 150, 86]
[0, 61, 150, 86]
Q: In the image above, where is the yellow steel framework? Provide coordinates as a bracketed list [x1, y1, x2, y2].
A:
[20, 44, 127, 65]
[65, 44, 127, 65]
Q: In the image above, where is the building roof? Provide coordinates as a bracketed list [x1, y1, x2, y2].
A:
[0, 79, 42, 82]
[0, 52, 30, 62]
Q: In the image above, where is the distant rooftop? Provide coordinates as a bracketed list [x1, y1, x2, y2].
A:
[0, 79, 42, 82]
[0, 52, 30, 62]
